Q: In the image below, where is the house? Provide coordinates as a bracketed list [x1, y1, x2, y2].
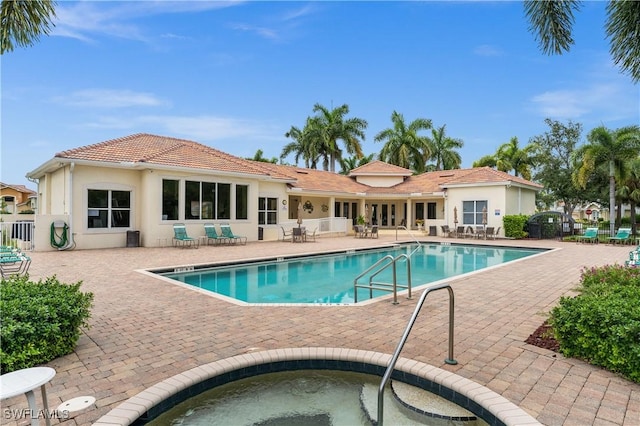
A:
[0, 182, 37, 214]
[25, 133, 542, 251]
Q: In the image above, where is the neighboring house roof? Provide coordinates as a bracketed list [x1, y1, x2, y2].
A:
[0, 182, 36, 196]
[27, 133, 543, 195]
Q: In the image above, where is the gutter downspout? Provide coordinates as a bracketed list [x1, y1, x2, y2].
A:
[61, 162, 76, 250]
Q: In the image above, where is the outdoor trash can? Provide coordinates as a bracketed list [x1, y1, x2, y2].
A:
[126, 230, 140, 247]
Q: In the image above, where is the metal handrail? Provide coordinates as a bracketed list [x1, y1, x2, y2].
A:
[377, 282, 457, 425]
[395, 225, 422, 257]
[367, 253, 412, 304]
[353, 255, 394, 303]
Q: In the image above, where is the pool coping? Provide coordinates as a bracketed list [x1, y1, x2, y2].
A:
[93, 347, 542, 426]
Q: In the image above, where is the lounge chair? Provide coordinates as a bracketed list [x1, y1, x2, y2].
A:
[486, 226, 501, 239]
[173, 223, 199, 248]
[608, 227, 631, 245]
[0, 248, 31, 278]
[576, 227, 599, 244]
[204, 223, 229, 245]
[220, 223, 247, 245]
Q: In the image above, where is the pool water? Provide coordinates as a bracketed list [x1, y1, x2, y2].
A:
[146, 370, 486, 426]
[160, 243, 543, 304]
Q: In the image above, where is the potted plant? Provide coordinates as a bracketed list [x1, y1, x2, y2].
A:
[416, 219, 424, 230]
[357, 215, 366, 226]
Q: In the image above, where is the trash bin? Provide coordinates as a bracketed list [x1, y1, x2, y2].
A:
[429, 226, 437, 236]
[258, 227, 264, 241]
[126, 230, 140, 247]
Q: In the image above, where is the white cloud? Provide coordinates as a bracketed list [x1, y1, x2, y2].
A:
[53, 89, 170, 108]
[473, 44, 504, 57]
[229, 23, 279, 40]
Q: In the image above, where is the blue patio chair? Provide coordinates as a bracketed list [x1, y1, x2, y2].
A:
[576, 227, 599, 244]
[608, 227, 631, 245]
[220, 223, 247, 245]
[0, 249, 31, 278]
[173, 223, 199, 248]
[204, 223, 229, 245]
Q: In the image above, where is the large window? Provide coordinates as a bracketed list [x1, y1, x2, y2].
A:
[88, 189, 131, 228]
[162, 180, 179, 220]
[185, 180, 232, 220]
[463, 200, 487, 225]
[236, 185, 248, 220]
[258, 197, 277, 225]
[427, 202, 437, 220]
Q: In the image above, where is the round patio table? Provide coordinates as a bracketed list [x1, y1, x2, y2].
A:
[0, 367, 56, 426]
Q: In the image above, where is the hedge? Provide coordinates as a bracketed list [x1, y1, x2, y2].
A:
[0, 275, 93, 373]
[550, 265, 640, 382]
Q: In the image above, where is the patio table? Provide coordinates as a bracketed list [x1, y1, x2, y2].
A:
[0, 367, 56, 426]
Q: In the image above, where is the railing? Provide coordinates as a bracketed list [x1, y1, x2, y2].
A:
[353, 253, 413, 304]
[395, 225, 423, 257]
[0, 220, 35, 251]
[377, 282, 457, 425]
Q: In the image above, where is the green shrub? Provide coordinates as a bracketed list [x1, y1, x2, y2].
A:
[0, 275, 93, 373]
[503, 214, 528, 239]
[550, 265, 640, 382]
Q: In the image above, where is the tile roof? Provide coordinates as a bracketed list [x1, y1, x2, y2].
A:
[55, 133, 273, 177]
[50, 133, 542, 194]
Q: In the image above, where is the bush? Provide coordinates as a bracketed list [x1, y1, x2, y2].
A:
[0, 275, 93, 373]
[550, 265, 640, 382]
[503, 214, 528, 239]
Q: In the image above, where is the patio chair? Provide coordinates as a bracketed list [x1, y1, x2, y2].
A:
[220, 223, 247, 245]
[440, 225, 454, 238]
[626, 246, 640, 267]
[173, 223, 199, 248]
[204, 223, 229, 245]
[464, 226, 476, 239]
[305, 227, 318, 242]
[455, 226, 465, 238]
[608, 227, 631, 245]
[576, 227, 599, 244]
[487, 226, 501, 239]
[280, 226, 293, 242]
[0, 250, 31, 278]
[369, 225, 379, 239]
[354, 225, 365, 238]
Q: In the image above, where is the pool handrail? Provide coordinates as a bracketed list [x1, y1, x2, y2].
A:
[353, 255, 394, 303]
[395, 225, 423, 257]
[367, 253, 412, 303]
[377, 282, 457, 426]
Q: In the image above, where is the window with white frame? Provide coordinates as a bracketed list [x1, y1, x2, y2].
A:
[462, 200, 487, 225]
[87, 189, 131, 228]
[185, 180, 232, 220]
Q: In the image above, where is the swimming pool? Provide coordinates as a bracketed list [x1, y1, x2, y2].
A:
[157, 243, 544, 305]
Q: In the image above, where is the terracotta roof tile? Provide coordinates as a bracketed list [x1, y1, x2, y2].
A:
[349, 160, 413, 176]
[55, 133, 270, 176]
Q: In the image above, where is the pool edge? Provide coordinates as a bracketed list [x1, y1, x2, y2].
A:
[93, 347, 542, 426]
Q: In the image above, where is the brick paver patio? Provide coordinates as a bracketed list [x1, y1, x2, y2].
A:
[2, 233, 639, 425]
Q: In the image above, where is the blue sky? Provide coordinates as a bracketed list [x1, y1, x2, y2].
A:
[2, 0, 638, 189]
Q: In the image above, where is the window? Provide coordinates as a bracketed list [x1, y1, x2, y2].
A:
[236, 185, 248, 220]
[185, 180, 232, 220]
[162, 180, 179, 220]
[463, 200, 487, 225]
[415, 202, 425, 222]
[427, 202, 437, 220]
[88, 189, 131, 228]
[258, 197, 277, 225]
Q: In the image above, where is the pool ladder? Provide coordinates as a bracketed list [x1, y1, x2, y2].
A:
[353, 254, 413, 304]
[377, 282, 457, 425]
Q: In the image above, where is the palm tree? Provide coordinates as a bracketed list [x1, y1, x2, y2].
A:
[339, 153, 375, 175]
[495, 137, 536, 180]
[574, 125, 640, 235]
[281, 118, 322, 169]
[473, 155, 498, 169]
[1, 0, 57, 54]
[426, 125, 463, 171]
[247, 149, 277, 164]
[524, 0, 640, 82]
[310, 103, 368, 173]
[618, 158, 640, 235]
[375, 111, 432, 173]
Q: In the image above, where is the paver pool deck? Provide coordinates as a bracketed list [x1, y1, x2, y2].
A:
[2, 233, 639, 425]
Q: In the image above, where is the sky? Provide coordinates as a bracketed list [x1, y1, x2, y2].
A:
[2, 0, 639, 189]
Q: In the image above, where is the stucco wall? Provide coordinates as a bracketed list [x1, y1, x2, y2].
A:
[446, 185, 507, 230]
[355, 175, 404, 187]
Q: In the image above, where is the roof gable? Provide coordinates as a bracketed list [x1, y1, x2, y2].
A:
[349, 160, 413, 176]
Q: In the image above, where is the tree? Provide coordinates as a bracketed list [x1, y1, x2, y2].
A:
[1, 0, 57, 54]
[281, 118, 322, 169]
[247, 149, 277, 164]
[618, 158, 640, 235]
[472, 137, 535, 179]
[425, 125, 463, 171]
[574, 125, 640, 235]
[309, 103, 367, 173]
[375, 111, 432, 173]
[524, 0, 640, 83]
[339, 153, 374, 175]
[529, 119, 586, 218]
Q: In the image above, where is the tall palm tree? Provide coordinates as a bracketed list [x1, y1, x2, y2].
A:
[375, 111, 432, 173]
[524, 0, 640, 82]
[426, 125, 463, 171]
[575, 125, 640, 235]
[494, 137, 536, 180]
[310, 103, 368, 173]
[1, 0, 57, 54]
[281, 118, 322, 169]
[618, 158, 640, 235]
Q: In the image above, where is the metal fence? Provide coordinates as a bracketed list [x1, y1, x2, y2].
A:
[0, 220, 35, 251]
